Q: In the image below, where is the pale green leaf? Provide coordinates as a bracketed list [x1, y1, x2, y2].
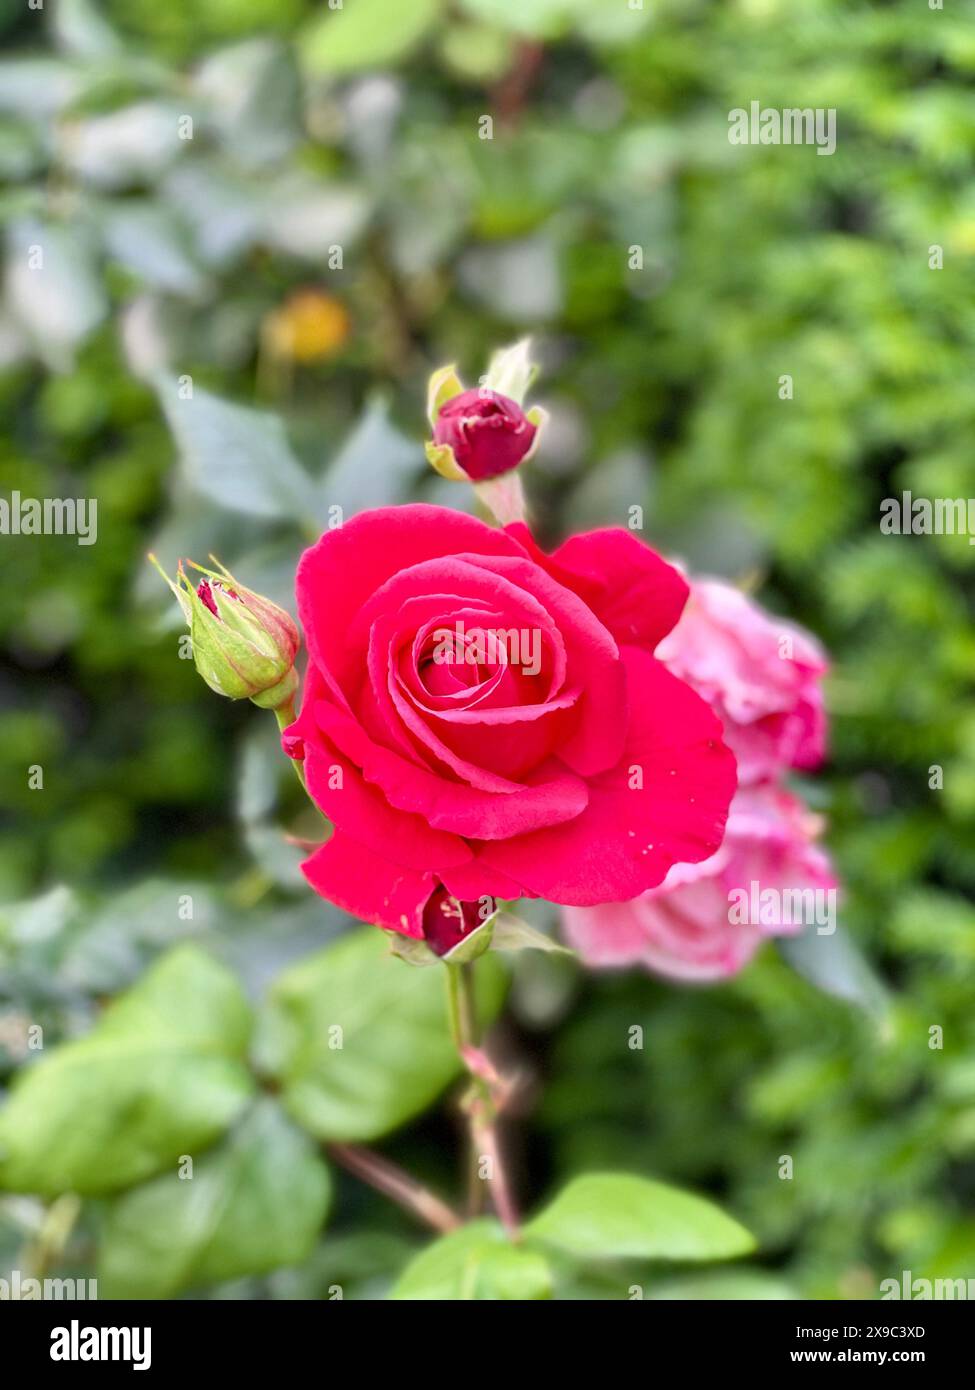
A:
[483, 336, 537, 404]
[302, 0, 443, 76]
[524, 1173, 756, 1263]
[426, 363, 464, 424]
[0, 948, 254, 1196]
[392, 1220, 552, 1300]
[157, 376, 317, 523]
[777, 923, 889, 1019]
[647, 1271, 799, 1300]
[491, 912, 573, 955]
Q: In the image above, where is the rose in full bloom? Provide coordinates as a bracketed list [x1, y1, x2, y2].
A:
[283, 505, 737, 941]
[655, 579, 827, 785]
[432, 388, 538, 482]
[562, 784, 837, 982]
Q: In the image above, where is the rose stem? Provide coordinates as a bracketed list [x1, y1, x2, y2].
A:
[446, 963, 486, 1216]
[327, 1143, 461, 1235]
[445, 962, 520, 1237]
[274, 699, 307, 790]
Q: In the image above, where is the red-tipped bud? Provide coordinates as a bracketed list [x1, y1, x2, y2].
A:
[149, 555, 300, 710]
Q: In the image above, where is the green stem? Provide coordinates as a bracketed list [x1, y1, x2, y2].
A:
[274, 699, 306, 790]
[23, 1194, 81, 1282]
[445, 963, 464, 1050]
[443, 961, 520, 1236]
[446, 962, 478, 1050]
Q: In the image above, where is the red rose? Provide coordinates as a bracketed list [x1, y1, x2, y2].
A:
[284, 505, 737, 943]
[432, 388, 537, 481]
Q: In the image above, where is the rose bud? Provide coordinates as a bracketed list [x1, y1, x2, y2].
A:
[422, 887, 497, 957]
[432, 388, 537, 482]
[425, 338, 548, 489]
[149, 554, 300, 712]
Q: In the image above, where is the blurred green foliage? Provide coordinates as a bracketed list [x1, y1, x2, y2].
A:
[1, 0, 974, 1298]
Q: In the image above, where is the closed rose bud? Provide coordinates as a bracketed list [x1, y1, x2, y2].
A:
[422, 887, 496, 957]
[424, 341, 548, 522]
[149, 555, 300, 711]
[432, 388, 537, 482]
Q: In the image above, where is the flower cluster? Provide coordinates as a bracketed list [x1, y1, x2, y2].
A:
[155, 341, 836, 981]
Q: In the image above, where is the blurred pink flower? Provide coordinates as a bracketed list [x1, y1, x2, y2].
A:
[562, 785, 837, 983]
[656, 579, 828, 785]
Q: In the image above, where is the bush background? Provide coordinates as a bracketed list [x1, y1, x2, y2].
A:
[1, 0, 974, 1299]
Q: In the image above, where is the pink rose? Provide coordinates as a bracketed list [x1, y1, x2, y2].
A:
[656, 579, 827, 785]
[432, 388, 537, 481]
[562, 784, 837, 982]
[284, 505, 737, 942]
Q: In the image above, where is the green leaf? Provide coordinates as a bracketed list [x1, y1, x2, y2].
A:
[236, 720, 286, 826]
[98, 1100, 331, 1299]
[301, 0, 443, 76]
[0, 884, 77, 950]
[321, 397, 422, 516]
[53, 0, 123, 59]
[0, 948, 254, 1196]
[426, 363, 464, 425]
[257, 928, 506, 1142]
[438, 25, 514, 85]
[392, 1220, 552, 1300]
[491, 912, 574, 955]
[442, 914, 495, 963]
[523, 1173, 756, 1263]
[195, 39, 302, 169]
[646, 1272, 800, 1300]
[388, 933, 439, 967]
[156, 376, 317, 524]
[101, 202, 204, 297]
[6, 219, 106, 369]
[777, 924, 889, 1019]
[425, 439, 466, 481]
[457, 0, 574, 40]
[58, 878, 221, 994]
